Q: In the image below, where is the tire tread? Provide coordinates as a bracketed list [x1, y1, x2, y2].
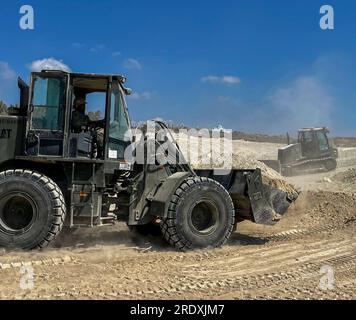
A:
[0, 169, 66, 249]
[160, 176, 235, 251]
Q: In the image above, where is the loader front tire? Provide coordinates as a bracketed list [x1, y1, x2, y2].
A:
[160, 177, 235, 251]
[0, 170, 66, 250]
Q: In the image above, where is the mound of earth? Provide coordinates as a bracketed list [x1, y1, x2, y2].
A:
[279, 190, 356, 229]
[175, 133, 297, 194]
[230, 153, 298, 195]
[331, 168, 356, 185]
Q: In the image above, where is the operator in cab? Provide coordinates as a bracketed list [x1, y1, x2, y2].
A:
[71, 97, 105, 157]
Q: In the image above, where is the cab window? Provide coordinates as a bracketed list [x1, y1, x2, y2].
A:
[301, 132, 313, 143]
[31, 76, 66, 130]
[86, 92, 106, 121]
[316, 131, 329, 152]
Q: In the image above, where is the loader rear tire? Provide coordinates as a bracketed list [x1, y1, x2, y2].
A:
[160, 177, 235, 251]
[0, 170, 66, 250]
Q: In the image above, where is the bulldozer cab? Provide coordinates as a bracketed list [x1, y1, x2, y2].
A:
[25, 70, 132, 161]
[298, 128, 331, 159]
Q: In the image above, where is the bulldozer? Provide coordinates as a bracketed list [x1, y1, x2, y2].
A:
[0, 70, 296, 250]
[263, 128, 338, 176]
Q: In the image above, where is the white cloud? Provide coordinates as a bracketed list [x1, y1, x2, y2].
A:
[201, 75, 241, 85]
[112, 51, 121, 57]
[221, 76, 241, 84]
[0, 61, 16, 80]
[129, 91, 153, 100]
[201, 76, 219, 83]
[90, 44, 105, 53]
[123, 58, 142, 70]
[0, 61, 17, 104]
[29, 58, 71, 72]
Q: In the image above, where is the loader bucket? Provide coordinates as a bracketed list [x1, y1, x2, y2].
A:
[244, 169, 275, 224]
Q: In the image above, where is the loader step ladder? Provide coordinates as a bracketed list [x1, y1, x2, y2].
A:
[69, 162, 96, 228]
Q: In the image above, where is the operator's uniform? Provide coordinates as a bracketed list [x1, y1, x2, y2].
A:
[71, 109, 104, 157]
[71, 110, 90, 133]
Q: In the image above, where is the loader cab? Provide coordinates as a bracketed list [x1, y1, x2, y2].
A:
[25, 70, 132, 161]
[298, 128, 331, 158]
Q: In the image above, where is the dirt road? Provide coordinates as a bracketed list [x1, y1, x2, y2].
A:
[0, 182, 355, 299]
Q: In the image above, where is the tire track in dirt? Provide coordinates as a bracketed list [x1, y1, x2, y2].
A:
[72, 236, 353, 299]
[30, 253, 355, 300]
[0, 234, 354, 300]
[100, 252, 355, 299]
[184, 240, 354, 276]
[231, 216, 355, 245]
[0, 256, 75, 270]
[57, 219, 354, 281]
[120, 223, 354, 271]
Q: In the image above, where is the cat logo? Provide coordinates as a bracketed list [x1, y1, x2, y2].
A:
[0, 129, 12, 139]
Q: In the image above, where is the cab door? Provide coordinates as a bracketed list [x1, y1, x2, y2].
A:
[107, 84, 131, 161]
[316, 131, 330, 155]
[299, 131, 319, 158]
[26, 72, 68, 156]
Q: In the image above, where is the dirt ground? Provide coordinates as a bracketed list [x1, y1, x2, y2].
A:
[286, 165, 356, 194]
[0, 143, 355, 300]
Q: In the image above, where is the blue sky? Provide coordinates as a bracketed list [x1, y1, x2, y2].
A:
[0, 0, 356, 135]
